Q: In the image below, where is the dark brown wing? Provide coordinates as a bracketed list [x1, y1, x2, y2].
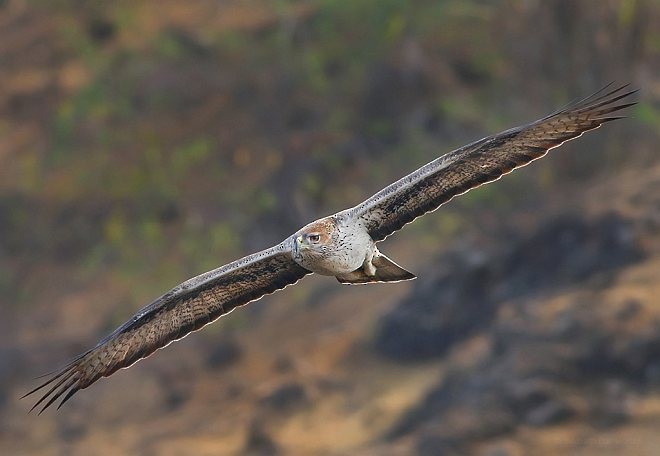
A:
[348, 84, 637, 241]
[24, 240, 310, 413]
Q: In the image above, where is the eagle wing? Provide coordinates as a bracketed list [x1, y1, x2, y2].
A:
[348, 84, 637, 241]
[25, 240, 310, 413]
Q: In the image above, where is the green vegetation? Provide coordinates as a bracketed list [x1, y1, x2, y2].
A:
[2, 0, 657, 304]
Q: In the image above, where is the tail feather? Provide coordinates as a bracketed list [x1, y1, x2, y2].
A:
[336, 252, 416, 284]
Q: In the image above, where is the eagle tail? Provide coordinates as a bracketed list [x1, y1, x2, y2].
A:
[337, 252, 416, 284]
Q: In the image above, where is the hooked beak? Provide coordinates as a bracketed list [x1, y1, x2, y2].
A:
[295, 235, 305, 253]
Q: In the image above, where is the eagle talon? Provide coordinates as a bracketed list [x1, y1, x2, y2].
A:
[364, 259, 376, 277]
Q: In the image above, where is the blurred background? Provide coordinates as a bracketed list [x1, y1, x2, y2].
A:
[1, 0, 659, 454]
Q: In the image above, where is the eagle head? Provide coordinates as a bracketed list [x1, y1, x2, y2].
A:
[292, 217, 341, 263]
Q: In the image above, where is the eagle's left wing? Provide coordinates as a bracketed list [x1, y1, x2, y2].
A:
[348, 84, 637, 241]
[24, 240, 310, 413]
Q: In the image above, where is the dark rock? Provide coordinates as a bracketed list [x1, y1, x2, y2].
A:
[58, 419, 87, 442]
[387, 368, 516, 442]
[587, 380, 631, 428]
[416, 435, 464, 456]
[375, 247, 495, 361]
[523, 399, 574, 427]
[572, 330, 660, 381]
[164, 389, 190, 411]
[272, 354, 295, 373]
[506, 379, 555, 417]
[244, 420, 279, 456]
[206, 338, 242, 370]
[615, 299, 642, 320]
[644, 362, 660, 385]
[259, 382, 308, 413]
[500, 213, 641, 296]
[480, 446, 514, 456]
[375, 212, 643, 362]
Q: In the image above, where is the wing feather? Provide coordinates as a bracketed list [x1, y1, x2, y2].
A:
[348, 84, 637, 241]
[24, 240, 310, 413]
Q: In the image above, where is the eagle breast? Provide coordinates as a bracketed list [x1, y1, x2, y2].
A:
[292, 216, 373, 276]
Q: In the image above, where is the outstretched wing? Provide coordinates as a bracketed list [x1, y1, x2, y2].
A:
[24, 240, 310, 413]
[348, 84, 637, 241]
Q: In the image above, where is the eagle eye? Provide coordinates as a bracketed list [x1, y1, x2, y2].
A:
[308, 234, 321, 243]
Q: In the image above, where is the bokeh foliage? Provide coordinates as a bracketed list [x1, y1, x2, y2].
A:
[1, 0, 658, 304]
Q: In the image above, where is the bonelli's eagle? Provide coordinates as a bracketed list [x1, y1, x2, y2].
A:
[26, 84, 636, 413]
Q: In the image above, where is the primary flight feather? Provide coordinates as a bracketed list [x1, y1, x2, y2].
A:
[25, 83, 636, 413]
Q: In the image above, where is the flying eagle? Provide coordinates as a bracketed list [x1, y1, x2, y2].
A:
[25, 84, 636, 413]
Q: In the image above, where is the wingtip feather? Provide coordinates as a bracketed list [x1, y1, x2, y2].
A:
[598, 116, 628, 123]
[57, 385, 80, 410]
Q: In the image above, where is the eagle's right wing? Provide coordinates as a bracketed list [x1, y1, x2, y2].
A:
[25, 240, 310, 413]
[348, 84, 636, 241]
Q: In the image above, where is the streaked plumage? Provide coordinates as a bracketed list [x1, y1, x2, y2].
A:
[25, 84, 636, 413]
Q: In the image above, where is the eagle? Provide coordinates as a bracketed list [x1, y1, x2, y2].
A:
[25, 84, 636, 413]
